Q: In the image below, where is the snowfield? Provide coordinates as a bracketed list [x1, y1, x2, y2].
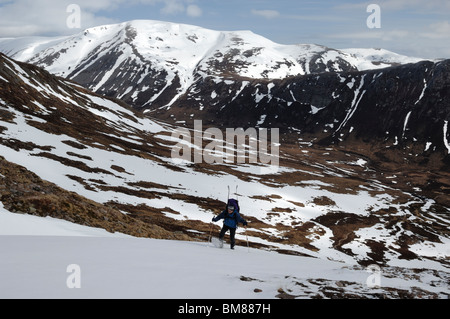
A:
[0, 205, 448, 299]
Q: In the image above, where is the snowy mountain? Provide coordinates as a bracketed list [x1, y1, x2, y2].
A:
[0, 20, 425, 111]
[0, 53, 449, 298]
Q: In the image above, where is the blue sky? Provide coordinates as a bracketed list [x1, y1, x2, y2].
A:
[0, 0, 449, 59]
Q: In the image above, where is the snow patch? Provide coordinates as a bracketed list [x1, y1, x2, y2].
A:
[444, 121, 450, 154]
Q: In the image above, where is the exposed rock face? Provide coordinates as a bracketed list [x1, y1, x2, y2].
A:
[164, 59, 450, 159]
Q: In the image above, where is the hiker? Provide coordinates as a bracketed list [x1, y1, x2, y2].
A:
[212, 198, 248, 249]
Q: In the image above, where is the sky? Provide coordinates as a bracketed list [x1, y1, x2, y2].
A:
[0, 0, 449, 59]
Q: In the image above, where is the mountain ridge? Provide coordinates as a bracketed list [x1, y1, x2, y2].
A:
[0, 20, 427, 111]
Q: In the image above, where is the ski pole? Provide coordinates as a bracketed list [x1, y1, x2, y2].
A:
[245, 226, 249, 252]
[207, 221, 213, 243]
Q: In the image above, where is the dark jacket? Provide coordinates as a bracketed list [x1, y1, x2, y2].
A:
[213, 209, 247, 229]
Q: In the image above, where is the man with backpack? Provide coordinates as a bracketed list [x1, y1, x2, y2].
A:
[212, 198, 248, 249]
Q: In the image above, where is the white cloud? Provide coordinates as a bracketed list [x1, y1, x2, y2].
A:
[336, 0, 450, 12]
[251, 9, 280, 19]
[326, 27, 449, 59]
[0, 0, 120, 37]
[420, 21, 450, 39]
[0, 0, 204, 37]
[377, 0, 450, 12]
[158, 0, 204, 17]
[160, 0, 185, 15]
[186, 4, 202, 17]
[329, 29, 411, 41]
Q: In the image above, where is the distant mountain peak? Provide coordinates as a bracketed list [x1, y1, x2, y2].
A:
[0, 20, 427, 111]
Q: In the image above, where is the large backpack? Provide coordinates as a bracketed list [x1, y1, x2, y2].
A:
[224, 198, 241, 228]
[227, 198, 240, 213]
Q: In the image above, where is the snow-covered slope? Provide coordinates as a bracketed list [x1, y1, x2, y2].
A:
[0, 20, 425, 110]
[1, 207, 448, 299]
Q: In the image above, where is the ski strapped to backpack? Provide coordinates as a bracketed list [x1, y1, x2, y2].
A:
[209, 185, 249, 249]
